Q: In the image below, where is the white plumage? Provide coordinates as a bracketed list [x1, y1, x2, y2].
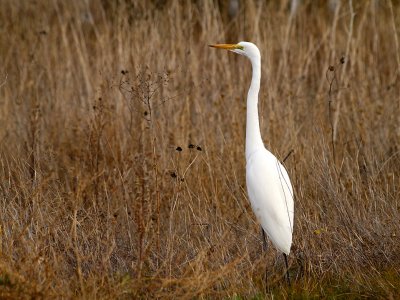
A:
[210, 42, 294, 257]
[246, 148, 294, 254]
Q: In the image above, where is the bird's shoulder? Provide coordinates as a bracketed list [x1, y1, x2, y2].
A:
[246, 147, 278, 169]
[246, 147, 294, 195]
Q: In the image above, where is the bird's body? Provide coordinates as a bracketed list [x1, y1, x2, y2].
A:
[246, 147, 293, 254]
[209, 42, 294, 279]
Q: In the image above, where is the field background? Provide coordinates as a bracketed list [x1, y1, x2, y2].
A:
[0, 0, 399, 298]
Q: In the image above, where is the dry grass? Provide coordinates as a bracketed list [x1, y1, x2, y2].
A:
[0, 0, 399, 298]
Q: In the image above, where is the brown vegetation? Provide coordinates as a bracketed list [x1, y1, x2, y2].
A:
[0, 0, 399, 298]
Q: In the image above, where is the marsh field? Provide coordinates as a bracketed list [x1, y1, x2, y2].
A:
[0, 0, 399, 298]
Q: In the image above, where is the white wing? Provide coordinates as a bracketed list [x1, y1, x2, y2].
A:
[246, 148, 294, 254]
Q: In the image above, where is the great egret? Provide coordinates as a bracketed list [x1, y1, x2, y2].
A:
[209, 42, 294, 284]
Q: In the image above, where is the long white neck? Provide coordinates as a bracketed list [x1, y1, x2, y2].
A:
[245, 55, 264, 161]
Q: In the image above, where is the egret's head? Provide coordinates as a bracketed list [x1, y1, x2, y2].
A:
[209, 41, 260, 60]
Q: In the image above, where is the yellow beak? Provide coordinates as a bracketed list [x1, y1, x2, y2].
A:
[209, 43, 242, 50]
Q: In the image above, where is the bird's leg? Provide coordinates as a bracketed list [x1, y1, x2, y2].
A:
[261, 227, 268, 252]
[261, 227, 268, 290]
[283, 253, 291, 286]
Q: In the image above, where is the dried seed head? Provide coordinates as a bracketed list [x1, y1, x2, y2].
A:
[329, 66, 335, 72]
[176, 146, 182, 152]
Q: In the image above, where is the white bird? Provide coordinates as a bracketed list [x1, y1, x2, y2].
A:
[209, 42, 294, 284]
